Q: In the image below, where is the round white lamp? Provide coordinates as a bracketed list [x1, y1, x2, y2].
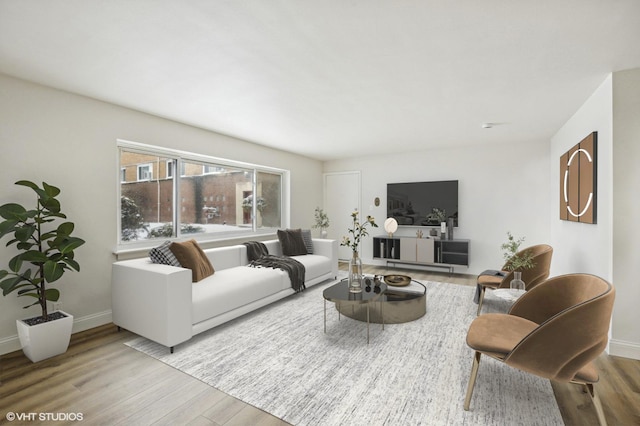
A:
[384, 217, 398, 237]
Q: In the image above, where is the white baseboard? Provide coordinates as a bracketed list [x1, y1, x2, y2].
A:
[609, 338, 640, 360]
[0, 310, 113, 356]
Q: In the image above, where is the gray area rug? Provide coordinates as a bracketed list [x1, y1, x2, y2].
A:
[126, 278, 563, 425]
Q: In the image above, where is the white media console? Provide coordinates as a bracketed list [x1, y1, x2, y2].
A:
[373, 236, 469, 274]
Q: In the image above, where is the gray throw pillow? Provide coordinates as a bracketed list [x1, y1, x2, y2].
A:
[277, 228, 308, 256]
[301, 229, 314, 254]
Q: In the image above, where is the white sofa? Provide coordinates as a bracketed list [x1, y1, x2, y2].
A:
[112, 238, 338, 352]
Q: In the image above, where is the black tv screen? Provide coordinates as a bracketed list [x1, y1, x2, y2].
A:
[387, 180, 458, 227]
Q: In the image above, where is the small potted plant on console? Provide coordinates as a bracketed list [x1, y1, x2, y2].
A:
[0, 180, 85, 362]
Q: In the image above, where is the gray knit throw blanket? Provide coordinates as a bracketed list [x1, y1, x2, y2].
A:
[243, 241, 306, 293]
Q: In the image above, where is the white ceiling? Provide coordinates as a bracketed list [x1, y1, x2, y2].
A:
[1, 1, 640, 161]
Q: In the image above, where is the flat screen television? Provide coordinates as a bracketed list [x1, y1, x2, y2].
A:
[387, 180, 458, 227]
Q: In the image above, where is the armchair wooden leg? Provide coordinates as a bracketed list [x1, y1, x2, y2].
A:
[476, 286, 485, 316]
[464, 351, 482, 410]
[585, 383, 607, 426]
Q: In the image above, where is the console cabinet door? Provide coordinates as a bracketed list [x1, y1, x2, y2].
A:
[416, 238, 435, 263]
[400, 238, 416, 262]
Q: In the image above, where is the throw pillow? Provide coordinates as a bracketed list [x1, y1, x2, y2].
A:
[301, 229, 314, 254]
[169, 239, 215, 282]
[277, 228, 308, 256]
[149, 241, 182, 267]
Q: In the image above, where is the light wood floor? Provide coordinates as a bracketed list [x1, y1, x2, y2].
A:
[0, 264, 638, 425]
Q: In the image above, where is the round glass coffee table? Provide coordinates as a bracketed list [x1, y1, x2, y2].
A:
[323, 276, 427, 343]
[323, 278, 387, 344]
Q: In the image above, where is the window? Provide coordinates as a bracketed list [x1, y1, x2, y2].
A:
[118, 141, 287, 245]
[137, 163, 152, 181]
[204, 165, 224, 174]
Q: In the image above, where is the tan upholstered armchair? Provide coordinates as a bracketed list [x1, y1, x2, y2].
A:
[464, 273, 615, 426]
[476, 244, 552, 315]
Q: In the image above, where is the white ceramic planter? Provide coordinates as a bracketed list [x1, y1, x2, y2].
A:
[16, 310, 74, 362]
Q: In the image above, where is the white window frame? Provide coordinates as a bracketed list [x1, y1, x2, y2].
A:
[117, 139, 290, 250]
[137, 163, 153, 181]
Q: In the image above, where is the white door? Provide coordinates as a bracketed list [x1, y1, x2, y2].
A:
[324, 171, 361, 261]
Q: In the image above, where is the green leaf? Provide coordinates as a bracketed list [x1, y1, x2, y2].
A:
[8, 255, 23, 272]
[1, 275, 25, 295]
[0, 219, 19, 237]
[40, 197, 61, 214]
[20, 250, 49, 263]
[42, 182, 61, 198]
[44, 288, 60, 302]
[20, 292, 40, 299]
[24, 209, 39, 219]
[17, 287, 35, 295]
[59, 237, 85, 254]
[43, 260, 64, 283]
[57, 222, 74, 236]
[64, 258, 80, 272]
[41, 231, 57, 240]
[0, 270, 7, 280]
[15, 180, 39, 191]
[17, 241, 35, 250]
[15, 224, 36, 242]
[0, 203, 27, 221]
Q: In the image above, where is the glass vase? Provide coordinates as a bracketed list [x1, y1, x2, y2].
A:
[348, 251, 363, 293]
[510, 271, 525, 292]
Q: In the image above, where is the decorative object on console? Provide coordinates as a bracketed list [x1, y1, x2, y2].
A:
[447, 217, 454, 240]
[0, 180, 86, 362]
[416, 229, 423, 238]
[341, 209, 378, 293]
[440, 221, 446, 239]
[383, 217, 398, 237]
[312, 207, 330, 238]
[560, 132, 597, 224]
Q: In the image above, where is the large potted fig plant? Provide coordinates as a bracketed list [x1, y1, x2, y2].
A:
[0, 180, 85, 362]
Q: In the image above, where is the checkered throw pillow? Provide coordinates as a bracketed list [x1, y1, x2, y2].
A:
[149, 241, 182, 267]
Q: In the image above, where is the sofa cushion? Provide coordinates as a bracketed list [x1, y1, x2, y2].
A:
[291, 254, 331, 281]
[277, 228, 307, 256]
[170, 239, 215, 282]
[149, 241, 181, 267]
[192, 266, 287, 324]
[301, 229, 314, 254]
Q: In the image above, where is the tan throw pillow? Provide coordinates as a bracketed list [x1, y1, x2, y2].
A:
[169, 239, 215, 282]
[277, 228, 308, 256]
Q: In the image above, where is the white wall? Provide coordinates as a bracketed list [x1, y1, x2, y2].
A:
[612, 68, 640, 358]
[550, 76, 613, 279]
[323, 141, 551, 275]
[0, 74, 324, 354]
[551, 70, 640, 360]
